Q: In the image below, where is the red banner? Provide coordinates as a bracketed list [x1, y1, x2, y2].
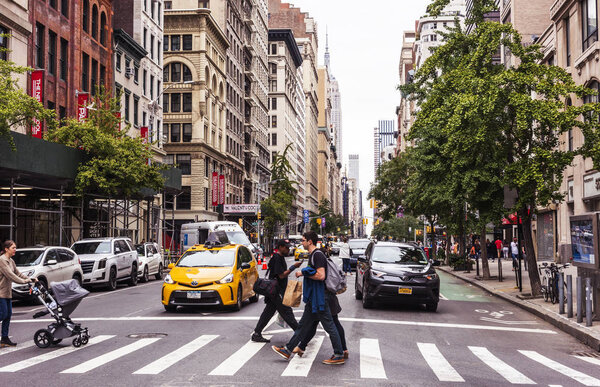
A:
[78, 93, 89, 121]
[30, 70, 44, 138]
[140, 127, 148, 143]
[212, 172, 218, 206]
[219, 174, 225, 205]
[115, 112, 121, 131]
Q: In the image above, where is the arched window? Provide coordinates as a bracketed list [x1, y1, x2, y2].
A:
[183, 65, 192, 82]
[82, 0, 89, 32]
[164, 63, 192, 83]
[100, 12, 107, 46]
[91, 5, 98, 40]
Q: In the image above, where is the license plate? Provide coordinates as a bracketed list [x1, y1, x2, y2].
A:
[187, 291, 202, 299]
[398, 287, 412, 295]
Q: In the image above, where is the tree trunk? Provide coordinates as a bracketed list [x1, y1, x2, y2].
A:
[458, 215, 466, 256]
[519, 209, 542, 296]
[480, 224, 491, 279]
[445, 234, 451, 265]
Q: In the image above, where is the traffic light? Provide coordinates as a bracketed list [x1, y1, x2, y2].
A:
[257, 211, 261, 220]
[238, 218, 243, 227]
[316, 218, 322, 225]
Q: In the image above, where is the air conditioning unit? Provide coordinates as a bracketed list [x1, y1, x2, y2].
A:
[125, 67, 135, 78]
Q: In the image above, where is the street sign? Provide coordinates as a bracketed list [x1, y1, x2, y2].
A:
[303, 209, 309, 223]
[224, 204, 260, 213]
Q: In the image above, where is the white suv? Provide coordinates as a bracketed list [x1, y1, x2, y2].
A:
[135, 242, 163, 282]
[12, 246, 83, 300]
[71, 237, 139, 290]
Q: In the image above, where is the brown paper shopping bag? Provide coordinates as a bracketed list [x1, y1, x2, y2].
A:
[282, 279, 302, 307]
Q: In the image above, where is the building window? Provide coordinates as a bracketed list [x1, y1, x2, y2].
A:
[133, 96, 139, 126]
[176, 186, 191, 210]
[100, 64, 105, 89]
[205, 156, 210, 177]
[163, 37, 169, 51]
[165, 1, 172, 9]
[91, 58, 97, 95]
[91, 5, 98, 40]
[199, 1, 209, 8]
[81, 52, 89, 91]
[582, 0, 598, 51]
[59, 106, 66, 121]
[48, 30, 57, 75]
[176, 154, 191, 175]
[565, 16, 571, 66]
[61, 0, 68, 18]
[150, 75, 154, 99]
[271, 97, 277, 110]
[116, 52, 122, 72]
[271, 133, 277, 146]
[151, 1, 155, 19]
[157, 42, 161, 63]
[59, 38, 68, 80]
[143, 69, 147, 95]
[50, 0, 57, 9]
[170, 123, 180, 142]
[0, 26, 7, 61]
[271, 115, 277, 128]
[163, 94, 169, 112]
[100, 12, 107, 46]
[143, 111, 147, 126]
[170, 93, 181, 112]
[134, 65, 139, 84]
[270, 43, 277, 55]
[36, 23, 45, 69]
[150, 34, 155, 60]
[204, 187, 209, 210]
[143, 28, 147, 49]
[82, 0, 89, 32]
[183, 123, 192, 142]
[171, 35, 180, 51]
[183, 35, 193, 50]
[171, 63, 181, 82]
[124, 91, 130, 122]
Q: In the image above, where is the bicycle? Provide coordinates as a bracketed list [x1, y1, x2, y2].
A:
[539, 262, 569, 304]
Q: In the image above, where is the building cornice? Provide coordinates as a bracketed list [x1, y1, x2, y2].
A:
[268, 29, 303, 68]
[114, 29, 148, 61]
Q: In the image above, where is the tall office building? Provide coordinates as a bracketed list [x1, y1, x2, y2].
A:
[373, 120, 396, 176]
[348, 154, 359, 188]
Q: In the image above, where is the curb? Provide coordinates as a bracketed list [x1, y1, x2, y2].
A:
[439, 266, 600, 352]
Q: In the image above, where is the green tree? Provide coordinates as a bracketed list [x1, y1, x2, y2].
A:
[46, 89, 165, 197]
[371, 215, 420, 242]
[0, 42, 56, 147]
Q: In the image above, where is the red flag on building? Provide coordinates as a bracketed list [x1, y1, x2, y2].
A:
[212, 172, 218, 207]
[78, 93, 89, 121]
[30, 70, 44, 139]
[219, 174, 225, 205]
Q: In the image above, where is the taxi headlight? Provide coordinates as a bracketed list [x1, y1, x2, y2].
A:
[217, 273, 234, 284]
[164, 273, 175, 284]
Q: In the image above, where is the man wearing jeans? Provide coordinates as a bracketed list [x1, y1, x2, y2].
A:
[339, 237, 351, 275]
[272, 231, 345, 365]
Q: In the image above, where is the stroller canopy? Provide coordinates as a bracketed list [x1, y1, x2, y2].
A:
[51, 279, 90, 306]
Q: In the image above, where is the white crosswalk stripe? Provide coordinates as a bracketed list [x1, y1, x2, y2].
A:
[61, 338, 160, 374]
[468, 346, 535, 384]
[0, 335, 114, 372]
[418, 342, 464, 382]
[0, 340, 35, 357]
[281, 336, 324, 377]
[360, 338, 387, 379]
[208, 336, 272, 376]
[575, 356, 600, 366]
[133, 335, 219, 375]
[519, 350, 600, 386]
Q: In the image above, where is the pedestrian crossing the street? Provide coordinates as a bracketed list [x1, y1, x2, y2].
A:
[0, 334, 599, 385]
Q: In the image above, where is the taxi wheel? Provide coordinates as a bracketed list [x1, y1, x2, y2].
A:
[232, 287, 243, 311]
[164, 304, 177, 313]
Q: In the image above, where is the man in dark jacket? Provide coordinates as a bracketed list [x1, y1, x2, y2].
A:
[251, 240, 301, 343]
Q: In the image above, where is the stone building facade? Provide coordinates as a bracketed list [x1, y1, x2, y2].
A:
[27, 0, 113, 126]
[163, 7, 228, 223]
[396, 30, 415, 154]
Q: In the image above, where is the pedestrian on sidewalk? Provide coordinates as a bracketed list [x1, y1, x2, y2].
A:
[339, 237, 351, 275]
[502, 239, 509, 260]
[0, 240, 36, 347]
[486, 239, 497, 263]
[452, 241, 459, 255]
[495, 238, 503, 261]
[272, 231, 345, 365]
[252, 240, 301, 343]
[510, 237, 519, 271]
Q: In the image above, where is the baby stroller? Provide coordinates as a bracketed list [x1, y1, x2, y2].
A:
[30, 279, 90, 348]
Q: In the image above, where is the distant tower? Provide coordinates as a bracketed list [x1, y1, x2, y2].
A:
[324, 27, 330, 69]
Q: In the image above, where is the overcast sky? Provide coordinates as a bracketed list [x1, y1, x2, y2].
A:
[283, 0, 430, 232]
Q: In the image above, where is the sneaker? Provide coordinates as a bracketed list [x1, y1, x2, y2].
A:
[272, 345, 291, 360]
[0, 337, 16, 347]
[251, 333, 270, 343]
[292, 346, 305, 357]
[322, 355, 345, 365]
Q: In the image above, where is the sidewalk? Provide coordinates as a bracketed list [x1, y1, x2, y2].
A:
[438, 257, 600, 351]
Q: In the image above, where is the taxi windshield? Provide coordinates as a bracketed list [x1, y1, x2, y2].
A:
[177, 249, 236, 267]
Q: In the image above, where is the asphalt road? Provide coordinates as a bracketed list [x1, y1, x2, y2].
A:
[3, 255, 600, 386]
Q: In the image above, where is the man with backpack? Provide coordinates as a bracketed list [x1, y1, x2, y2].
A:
[251, 240, 301, 343]
[272, 231, 345, 365]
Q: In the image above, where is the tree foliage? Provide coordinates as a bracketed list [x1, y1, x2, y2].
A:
[0, 43, 56, 147]
[46, 89, 165, 197]
[309, 198, 347, 235]
[371, 215, 420, 242]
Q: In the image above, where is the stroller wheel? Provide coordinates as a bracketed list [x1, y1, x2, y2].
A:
[81, 335, 89, 345]
[52, 339, 62, 345]
[72, 338, 81, 347]
[34, 329, 53, 348]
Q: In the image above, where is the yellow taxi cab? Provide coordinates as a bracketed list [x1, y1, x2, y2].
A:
[162, 232, 259, 312]
[294, 241, 328, 261]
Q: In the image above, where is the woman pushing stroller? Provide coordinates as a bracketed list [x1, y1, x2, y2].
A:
[0, 240, 37, 347]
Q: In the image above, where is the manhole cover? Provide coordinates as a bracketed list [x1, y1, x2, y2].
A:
[572, 351, 600, 359]
[127, 333, 168, 339]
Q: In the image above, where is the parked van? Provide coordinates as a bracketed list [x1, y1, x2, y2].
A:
[180, 221, 261, 258]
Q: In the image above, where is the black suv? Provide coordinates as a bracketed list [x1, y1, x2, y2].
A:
[355, 241, 440, 311]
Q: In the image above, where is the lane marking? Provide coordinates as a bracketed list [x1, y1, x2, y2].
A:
[479, 317, 538, 325]
[61, 338, 160, 374]
[133, 335, 219, 375]
[519, 350, 600, 386]
[417, 342, 464, 382]
[208, 335, 272, 376]
[0, 340, 35, 357]
[282, 336, 324, 377]
[439, 293, 449, 300]
[360, 338, 387, 379]
[0, 335, 114, 372]
[574, 356, 600, 366]
[11, 316, 558, 334]
[468, 346, 535, 384]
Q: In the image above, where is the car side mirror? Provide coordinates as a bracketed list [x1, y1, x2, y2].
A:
[45, 259, 58, 266]
[168, 263, 175, 270]
[432, 260, 441, 266]
[241, 262, 251, 270]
